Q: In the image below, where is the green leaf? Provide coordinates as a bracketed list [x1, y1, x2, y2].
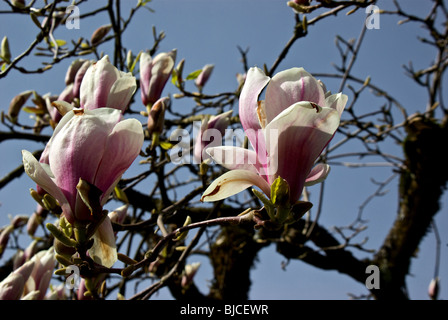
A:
[22, 106, 46, 115]
[159, 141, 175, 150]
[171, 69, 179, 85]
[129, 51, 142, 73]
[49, 39, 67, 48]
[186, 69, 202, 80]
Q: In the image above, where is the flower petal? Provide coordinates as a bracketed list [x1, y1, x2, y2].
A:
[80, 55, 120, 110]
[265, 67, 326, 124]
[22, 150, 72, 217]
[305, 163, 331, 186]
[93, 118, 144, 195]
[49, 108, 122, 209]
[88, 217, 117, 268]
[264, 101, 340, 202]
[201, 169, 270, 202]
[325, 92, 348, 117]
[106, 73, 137, 112]
[239, 67, 270, 151]
[206, 146, 261, 174]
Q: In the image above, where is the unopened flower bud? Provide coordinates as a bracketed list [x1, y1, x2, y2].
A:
[147, 96, 170, 136]
[126, 50, 134, 71]
[181, 262, 201, 288]
[193, 110, 232, 163]
[287, 0, 311, 13]
[140, 49, 176, 108]
[428, 277, 440, 300]
[90, 24, 112, 47]
[11, 215, 28, 229]
[195, 64, 214, 89]
[8, 90, 33, 123]
[108, 204, 129, 224]
[11, 0, 26, 9]
[0, 225, 14, 259]
[27, 212, 40, 236]
[1, 36, 11, 64]
[65, 59, 87, 85]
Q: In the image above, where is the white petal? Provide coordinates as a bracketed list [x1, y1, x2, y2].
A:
[21, 150, 72, 216]
[106, 75, 137, 112]
[206, 146, 260, 173]
[88, 217, 117, 268]
[201, 169, 270, 202]
[305, 163, 331, 186]
[325, 92, 348, 117]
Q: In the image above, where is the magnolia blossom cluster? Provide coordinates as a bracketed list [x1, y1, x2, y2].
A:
[9, 44, 346, 299]
[201, 67, 347, 210]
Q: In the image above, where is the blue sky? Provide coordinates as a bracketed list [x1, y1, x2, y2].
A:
[0, 0, 446, 300]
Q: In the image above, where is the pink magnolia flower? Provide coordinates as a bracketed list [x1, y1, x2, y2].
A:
[80, 55, 137, 112]
[22, 107, 143, 225]
[201, 67, 347, 205]
[193, 110, 232, 163]
[22, 108, 144, 267]
[139, 49, 176, 107]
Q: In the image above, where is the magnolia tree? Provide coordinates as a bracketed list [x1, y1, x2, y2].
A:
[0, 0, 446, 301]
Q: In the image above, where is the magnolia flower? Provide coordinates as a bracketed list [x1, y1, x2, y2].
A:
[193, 110, 232, 163]
[201, 67, 347, 205]
[140, 49, 176, 107]
[22, 107, 144, 267]
[80, 55, 137, 112]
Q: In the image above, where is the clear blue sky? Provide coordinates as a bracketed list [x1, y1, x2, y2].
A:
[0, 0, 446, 300]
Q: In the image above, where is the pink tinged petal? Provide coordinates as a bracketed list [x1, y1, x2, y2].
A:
[239, 67, 270, 150]
[72, 60, 92, 98]
[80, 55, 120, 110]
[139, 52, 153, 106]
[195, 64, 214, 87]
[265, 67, 326, 124]
[88, 217, 117, 268]
[22, 150, 73, 219]
[206, 146, 263, 175]
[48, 108, 122, 211]
[57, 83, 74, 103]
[193, 111, 232, 163]
[108, 204, 129, 224]
[93, 118, 144, 196]
[146, 51, 176, 105]
[207, 110, 233, 133]
[201, 169, 271, 202]
[264, 102, 340, 203]
[305, 163, 331, 186]
[106, 73, 137, 112]
[65, 59, 86, 85]
[325, 92, 348, 117]
[193, 117, 209, 163]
